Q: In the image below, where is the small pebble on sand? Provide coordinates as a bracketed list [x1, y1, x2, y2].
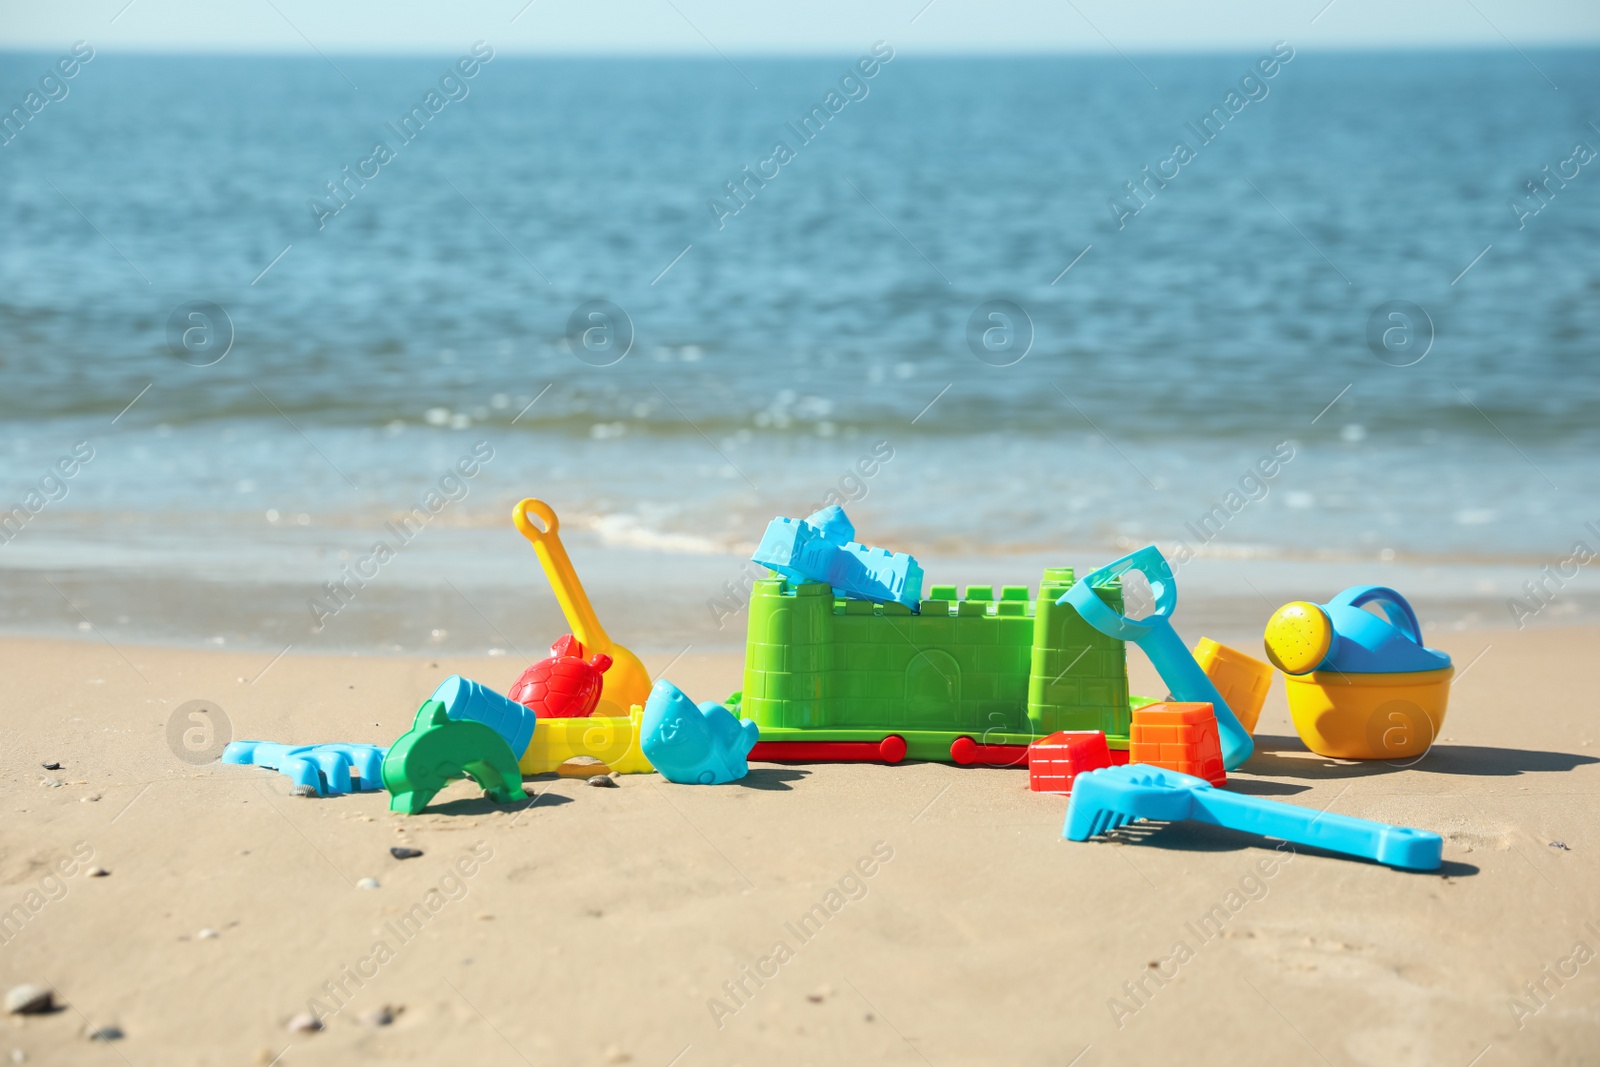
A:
[4, 985, 54, 1015]
[86, 867, 109, 878]
[390, 847, 423, 860]
[357, 1004, 399, 1028]
[285, 1012, 323, 1033]
[79, 794, 101, 803]
[84, 1024, 124, 1042]
[356, 877, 380, 889]
[41, 762, 61, 771]
[198, 928, 220, 940]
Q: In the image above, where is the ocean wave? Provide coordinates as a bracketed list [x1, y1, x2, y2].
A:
[583, 512, 751, 556]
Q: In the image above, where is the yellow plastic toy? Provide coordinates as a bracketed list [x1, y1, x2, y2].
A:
[1193, 637, 1273, 736]
[1263, 587, 1453, 760]
[513, 498, 653, 718]
[1279, 669, 1453, 760]
[518, 706, 654, 775]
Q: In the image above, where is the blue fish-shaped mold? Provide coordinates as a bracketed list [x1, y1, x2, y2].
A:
[640, 679, 759, 785]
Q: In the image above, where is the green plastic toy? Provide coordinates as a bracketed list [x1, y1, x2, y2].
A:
[382, 700, 529, 815]
[730, 569, 1133, 762]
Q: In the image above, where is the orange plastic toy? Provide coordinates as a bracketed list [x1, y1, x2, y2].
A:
[1129, 702, 1225, 786]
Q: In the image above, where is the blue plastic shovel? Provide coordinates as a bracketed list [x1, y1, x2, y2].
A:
[1058, 545, 1253, 770]
[1064, 764, 1443, 871]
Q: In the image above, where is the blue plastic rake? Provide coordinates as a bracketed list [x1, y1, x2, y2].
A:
[222, 741, 385, 796]
[1065, 764, 1443, 871]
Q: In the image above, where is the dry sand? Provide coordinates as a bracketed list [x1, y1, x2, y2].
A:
[1, 626, 1597, 1065]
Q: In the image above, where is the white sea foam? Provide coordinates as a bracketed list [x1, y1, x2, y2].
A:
[585, 513, 735, 556]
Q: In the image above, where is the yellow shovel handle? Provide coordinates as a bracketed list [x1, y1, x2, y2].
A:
[512, 498, 611, 651]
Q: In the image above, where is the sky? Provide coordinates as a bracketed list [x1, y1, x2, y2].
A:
[2, 0, 1598, 54]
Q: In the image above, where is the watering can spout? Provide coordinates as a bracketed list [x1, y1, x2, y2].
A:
[1264, 586, 1451, 676]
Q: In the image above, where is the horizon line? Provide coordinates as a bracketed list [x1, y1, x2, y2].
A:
[1, 40, 1597, 57]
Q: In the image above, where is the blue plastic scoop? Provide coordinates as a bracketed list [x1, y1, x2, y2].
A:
[1058, 545, 1253, 770]
[1064, 764, 1443, 871]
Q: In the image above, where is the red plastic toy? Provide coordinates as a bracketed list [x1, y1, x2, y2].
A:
[949, 737, 1030, 767]
[1128, 702, 1226, 786]
[749, 737, 907, 764]
[508, 635, 613, 719]
[1028, 730, 1113, 794]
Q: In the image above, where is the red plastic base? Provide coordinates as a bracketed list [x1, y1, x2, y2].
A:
[749, 736, 907, 764]
[948, 736, 1030, 767]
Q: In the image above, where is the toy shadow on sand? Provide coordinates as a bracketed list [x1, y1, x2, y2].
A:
[737, 767, 810, 791]
[420, 791, 574, 817]
[1107, 819, 1481, 877]
[1246, 735, 1600, 780]
[1220, 778, 1312, 798]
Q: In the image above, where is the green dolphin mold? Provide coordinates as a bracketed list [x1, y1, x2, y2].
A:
[382, 699, 528, 815]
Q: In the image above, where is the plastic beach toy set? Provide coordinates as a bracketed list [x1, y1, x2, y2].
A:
[223, 497, 1460, 872]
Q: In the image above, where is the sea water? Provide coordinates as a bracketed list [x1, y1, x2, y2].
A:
[1, 49, 1596, 652]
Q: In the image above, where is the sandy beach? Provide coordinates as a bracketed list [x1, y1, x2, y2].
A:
[2, 623, 1596, 1066]
[4, 12, 1598, 1066]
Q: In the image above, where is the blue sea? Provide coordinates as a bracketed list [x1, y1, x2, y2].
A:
[2, 47, 1598, 653]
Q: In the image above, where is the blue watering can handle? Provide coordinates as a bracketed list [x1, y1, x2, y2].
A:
[1333, 586, 1423, 645]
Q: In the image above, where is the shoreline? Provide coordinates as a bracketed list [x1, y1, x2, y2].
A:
[2, 535, 1594, 659]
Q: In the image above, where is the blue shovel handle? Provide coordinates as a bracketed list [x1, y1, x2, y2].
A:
[1061, 546, 1253, 770]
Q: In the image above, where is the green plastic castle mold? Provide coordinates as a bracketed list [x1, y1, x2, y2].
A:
[728, 568, 1133, 762]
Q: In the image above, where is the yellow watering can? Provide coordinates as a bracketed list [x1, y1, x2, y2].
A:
[512, 499, 653, 718]
[1263, 586, 1453, 760]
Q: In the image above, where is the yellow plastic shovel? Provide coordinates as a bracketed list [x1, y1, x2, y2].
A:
[512, 498, 653, 717]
